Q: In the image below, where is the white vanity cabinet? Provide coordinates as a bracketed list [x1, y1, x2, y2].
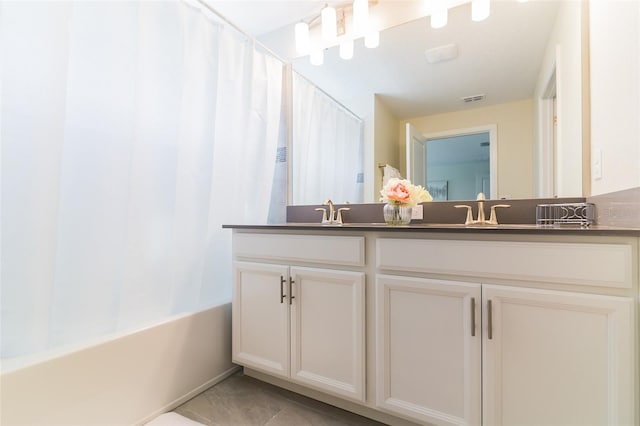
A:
[376, 237, 636, 426]
[229, 228, 637, 426]
[376, 274, 482, 426]
[232, 232, 366, 401]
[482, 284, 634, 426]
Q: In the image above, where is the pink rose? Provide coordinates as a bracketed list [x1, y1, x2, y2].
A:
[386, 181, 411, 202]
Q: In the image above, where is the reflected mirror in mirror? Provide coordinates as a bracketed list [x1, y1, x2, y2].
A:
[259, 0, 586, 203]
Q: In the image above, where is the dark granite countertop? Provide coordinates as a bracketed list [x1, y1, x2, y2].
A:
[226, 191, 640, 236]
[222, 223, 640, 236]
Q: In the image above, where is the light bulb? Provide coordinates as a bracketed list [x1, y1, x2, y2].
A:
[321, 6, 337, 41]
[339, 39, 354, 60]
[295, 22, 310, 55]
[364, 29, 379, 48]
[472, 0, 490, 22]
[310, 49, 324, 66]
[353, 0, 369, 35]
[431, 8, 448, 29]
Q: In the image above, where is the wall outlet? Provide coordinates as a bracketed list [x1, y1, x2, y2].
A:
[411, 204, 424, 220]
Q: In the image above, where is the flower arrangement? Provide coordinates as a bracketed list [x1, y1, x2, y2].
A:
[380, 178, 432, 207]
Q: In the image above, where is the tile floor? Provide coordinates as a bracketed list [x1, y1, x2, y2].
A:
[173, 370, 387, 426]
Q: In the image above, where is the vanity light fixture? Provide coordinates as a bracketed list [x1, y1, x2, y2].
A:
[295, 22, 310, 54]
[472, 0, 491, 21]
[339, 39, 354, 59]
[353, 0, 369, 35]
[430, 1, 448, 29]
[295, 0, 380, 66]
[321, 5, 338, 41]
[364, 29, 380, 48]
[310, 49, 324, 66]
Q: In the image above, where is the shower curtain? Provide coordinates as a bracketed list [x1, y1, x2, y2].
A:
[292, 72, 364, 205]
[1, 0, 284, 360]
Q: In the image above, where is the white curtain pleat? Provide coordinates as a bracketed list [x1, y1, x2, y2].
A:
[0, 0, 284, 360]
[1, 1, 74, 356]
[292, 73, 363, 205]
[48, 0, 141, 348]
[116, 1, 190, 329]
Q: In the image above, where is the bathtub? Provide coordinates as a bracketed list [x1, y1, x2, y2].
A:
[0, 303, 237, 425]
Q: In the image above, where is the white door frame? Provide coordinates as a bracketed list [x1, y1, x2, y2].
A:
[539, 66, 557, 198]
[406, 123, 427, 187]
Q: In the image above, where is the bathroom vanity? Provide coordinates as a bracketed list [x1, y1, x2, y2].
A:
[225, 224, 639, 426]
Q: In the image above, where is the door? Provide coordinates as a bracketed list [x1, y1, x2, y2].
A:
[483, 285, 634, 426]
[406, 122, 427, 187]
[232, 262, 290, 378]
[290, 267, 366, 401]
[376, 275, 482, 425]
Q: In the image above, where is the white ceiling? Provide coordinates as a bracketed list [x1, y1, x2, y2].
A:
[205, 0, 560, 119]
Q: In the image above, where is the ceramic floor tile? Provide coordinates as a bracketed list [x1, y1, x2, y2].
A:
[265, 398, 382, 426]
[172, 372, 387, 426]
[262, 386, 383, 426]
[264, 406, 341, 426]
[173, 406, 213, 426]
[178, 375, 287, 425]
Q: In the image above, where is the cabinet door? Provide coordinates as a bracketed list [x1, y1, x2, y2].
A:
[232, 262, 290, 378]
[290, 267, 365, 401]
[483, 285, 635, 426]
[376, 275, 482, 426]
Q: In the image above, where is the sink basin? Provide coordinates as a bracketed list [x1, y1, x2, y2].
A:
[423, 223, 540, 229]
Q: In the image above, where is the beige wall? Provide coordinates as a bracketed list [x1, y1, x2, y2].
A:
[400, 98, 534, 199]
[372, 95, 400, 201]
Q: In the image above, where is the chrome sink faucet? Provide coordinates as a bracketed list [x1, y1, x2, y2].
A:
[455, 193, 511, 225]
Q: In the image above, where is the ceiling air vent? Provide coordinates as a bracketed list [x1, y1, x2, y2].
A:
[462, 94, 485, 103]
[425, 44, 458, 64]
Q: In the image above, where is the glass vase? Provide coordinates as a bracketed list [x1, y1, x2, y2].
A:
[383, 203, 412, 226]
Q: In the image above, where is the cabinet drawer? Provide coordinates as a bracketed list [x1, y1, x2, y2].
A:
[234, 233, 365, 267]
[376, 238, 633, 289]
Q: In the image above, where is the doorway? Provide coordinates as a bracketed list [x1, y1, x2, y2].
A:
[407, 124, 497, 200]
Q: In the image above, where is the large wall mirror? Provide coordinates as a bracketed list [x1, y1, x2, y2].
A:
[259, 0, 587, 203]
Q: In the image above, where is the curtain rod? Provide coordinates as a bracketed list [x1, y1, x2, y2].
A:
[293, 72, 362, 122]
[189, 0, 361, 122]
[189, 0, 287, 64]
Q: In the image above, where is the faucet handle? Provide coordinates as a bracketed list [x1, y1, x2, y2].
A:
[314, 207, 329, 224]
[455, 205, 474, 225]
[488, 204, 511, 225]
[476, 192, 486, 201]
[336, 207, 350, 225]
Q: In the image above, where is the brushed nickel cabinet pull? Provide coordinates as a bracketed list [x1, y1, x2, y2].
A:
[289, 277, 295, 305]
[471, 297, 476, 337]
[487, 299, 493, 340]
[280, 276, 286, 304]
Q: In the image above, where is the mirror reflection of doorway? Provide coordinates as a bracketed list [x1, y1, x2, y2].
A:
[407, 123, 497, 200]
[426, 132, 491, 200]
